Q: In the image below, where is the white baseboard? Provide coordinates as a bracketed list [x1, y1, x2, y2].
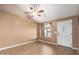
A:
[38, 40, 79, 51]
[38, 40, 58, 46]
[0, 39, 78, 52]
[0, 40, 37, 51]
[72, 47, 79, 50]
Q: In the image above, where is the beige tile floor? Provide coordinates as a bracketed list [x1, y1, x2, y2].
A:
[0, 41, 78, 55]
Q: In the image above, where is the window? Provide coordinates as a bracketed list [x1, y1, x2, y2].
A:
[42, 23, 52, 38]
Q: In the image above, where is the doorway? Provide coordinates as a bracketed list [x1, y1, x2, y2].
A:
[57, 20, 72, 47]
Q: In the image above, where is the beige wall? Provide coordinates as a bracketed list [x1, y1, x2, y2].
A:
[0, 4, 26, 20]
[0, 5, 37, 48]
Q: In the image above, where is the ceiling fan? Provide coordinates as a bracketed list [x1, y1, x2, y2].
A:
[25, 4, 44, 19]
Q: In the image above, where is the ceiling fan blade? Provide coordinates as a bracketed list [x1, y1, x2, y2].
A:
[30, 7, 33, 10]
[24, 12, 31, 14]
[30, 4, 35, 10]
[27, 15, 33, 20]
[38, 10, 44, 13]
[37, 14, 41, 16]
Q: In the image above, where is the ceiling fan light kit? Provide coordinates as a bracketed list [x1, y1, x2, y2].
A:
[24, 4, 48, 20]
[32, 11, 38, 16]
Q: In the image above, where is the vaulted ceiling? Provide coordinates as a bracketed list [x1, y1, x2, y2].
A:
[0, 4, 78, 23]
[17, 4, 79, 23]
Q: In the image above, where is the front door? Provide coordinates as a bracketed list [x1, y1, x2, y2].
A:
[57, 20, 72, 47]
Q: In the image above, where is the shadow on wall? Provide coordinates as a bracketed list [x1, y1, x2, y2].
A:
[0, 10, 37, 48]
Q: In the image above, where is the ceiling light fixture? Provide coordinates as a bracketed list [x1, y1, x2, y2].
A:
[25, 4, 46, 20]
[32, 11, 38, 16]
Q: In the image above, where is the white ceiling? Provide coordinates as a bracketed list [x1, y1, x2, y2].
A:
[17, 4, 79, 23]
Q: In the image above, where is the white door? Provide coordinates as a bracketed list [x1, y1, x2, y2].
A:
[57, 22, 65, 46]
[57, 20, 72, 47]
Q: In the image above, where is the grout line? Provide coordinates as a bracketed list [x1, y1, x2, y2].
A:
[0, 40, 37, 51]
